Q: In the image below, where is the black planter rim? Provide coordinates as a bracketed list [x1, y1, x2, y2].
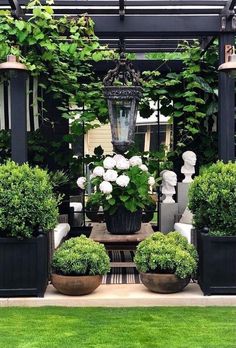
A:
[200, 232, 236, 242]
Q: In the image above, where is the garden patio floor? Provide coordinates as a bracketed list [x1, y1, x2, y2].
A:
[1, 283, 236, 307]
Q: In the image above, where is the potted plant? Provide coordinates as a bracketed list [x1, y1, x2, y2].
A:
[134, 231, 198, 293]
[0, 161, 59, 297]
[77, 154, 156, 234]
[51, 235, 110, 295]
[188, 161, 236, 295]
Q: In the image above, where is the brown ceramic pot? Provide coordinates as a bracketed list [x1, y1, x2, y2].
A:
[51, 274, 102, 296]
[140, 272, 190, 294]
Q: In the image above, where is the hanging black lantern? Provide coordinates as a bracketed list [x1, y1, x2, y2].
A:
[103, 52, 142, 153]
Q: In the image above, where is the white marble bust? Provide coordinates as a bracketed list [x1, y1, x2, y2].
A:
[181, 151, 197, 183]
[161, 170, 177, 203]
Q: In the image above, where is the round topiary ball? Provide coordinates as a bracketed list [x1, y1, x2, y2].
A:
[134, 231, 198, 279]
[52, 235, 110, 276]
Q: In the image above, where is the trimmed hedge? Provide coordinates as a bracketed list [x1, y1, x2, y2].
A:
[52, 235, 110, 276]
[189, 161, 236, 236]
[134, 232, 198, 279]
[0, 161, 58, 238]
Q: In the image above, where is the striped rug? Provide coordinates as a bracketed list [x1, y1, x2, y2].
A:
[102, 250, 141, 284]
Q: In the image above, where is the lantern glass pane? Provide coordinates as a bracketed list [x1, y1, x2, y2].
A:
[111, 99, 132, 142]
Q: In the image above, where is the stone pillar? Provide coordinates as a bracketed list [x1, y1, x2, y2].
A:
[177, 182, 190, 215]
[159, 202, 178, 234]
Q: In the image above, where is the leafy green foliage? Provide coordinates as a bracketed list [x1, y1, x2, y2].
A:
[134, 231, 198, 279]
[188, 161, 236, 236]
[0, 0, 112, 139]
[127, 147, 173, 176]
[0, 161, 59, 238]
[0, 130, 10, 164]
[141, 41, 218, 164]
[52, 235, 110, 276]
[0, 129, 80, 194]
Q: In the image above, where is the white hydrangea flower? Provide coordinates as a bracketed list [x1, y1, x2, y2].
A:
[99, 181, 113, 194]
[93, 166, 105, 177]
[139, 164, 148, 172]
[76, 177, 86, 189]
[103, 156, 116, 169]
[103, 169, 118, 182]
[113, 154, 126, 163]
[116, 158, 130, 170]
[129, 156, 142, 167]
[148, 176, 155, 187]
[116, 174, 130, 187]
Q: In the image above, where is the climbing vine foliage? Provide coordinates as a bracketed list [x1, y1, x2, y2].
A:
[140, 42, 218, 160]
[0, 0, 112, 134]
[0, 3, 218, 164]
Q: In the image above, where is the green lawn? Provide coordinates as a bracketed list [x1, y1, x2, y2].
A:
[0, 307, 235, 348]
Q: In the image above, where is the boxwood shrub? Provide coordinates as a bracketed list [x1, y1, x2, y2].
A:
[0, 161, 59, 239]
[188, 161, 236, 236]
[52, 235, 110, 276]
[134, 232, 198, 279]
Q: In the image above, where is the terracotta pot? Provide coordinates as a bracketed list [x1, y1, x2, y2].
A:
[140, 272, 190, 294]
[104, 205, 142, 234]
[51, 274, 102, 296]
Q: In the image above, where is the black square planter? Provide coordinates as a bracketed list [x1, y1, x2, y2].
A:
[197, 232, 236, 295]
[0, 234, 49, 297]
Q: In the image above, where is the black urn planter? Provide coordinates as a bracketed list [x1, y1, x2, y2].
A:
[197, 231, 236, 295]
[0, 233, 49, 297]
[85, 203, 104, 223]
[104, 206, 142, 234]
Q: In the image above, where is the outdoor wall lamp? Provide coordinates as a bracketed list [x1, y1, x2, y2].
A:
[0, 54, 27, 71]
[218, 45, 236, 77]
[0, 55, 28, 164]
[103, 52, 142, 153]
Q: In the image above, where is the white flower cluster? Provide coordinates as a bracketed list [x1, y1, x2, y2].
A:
[99, 181, 113, 194]
[76, 154, 156, 194]
[116, 174, 130, 187]
[103, 169, 118, 182]
[76, 176, 86, 189]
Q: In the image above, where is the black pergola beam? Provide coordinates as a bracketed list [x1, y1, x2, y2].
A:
[8, 0, 24, 19]
[1, 0, 228, 16]
[227, 0, 236, 11]
[119, 0, 125, 20]
[104, 42, 186, 49]
[92, 15, 222, 37]
[221, 0, 236, 14]
[4, 0, 227, 6]
[23, 8, 224, 15]
[92, 60, 183, 74]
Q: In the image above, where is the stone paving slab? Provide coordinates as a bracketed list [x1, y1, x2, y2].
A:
[1, 283, 236, 307]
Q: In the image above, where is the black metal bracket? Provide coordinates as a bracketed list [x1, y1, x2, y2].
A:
[220, 0, 236, 30]
[8, 0, 24, 19]
[119, 0, 125, 21]
[200, 36, 215, 54]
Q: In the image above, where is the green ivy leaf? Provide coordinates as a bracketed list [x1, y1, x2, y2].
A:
[15, 21, 25, 31]
[183, 105, 197, 112]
